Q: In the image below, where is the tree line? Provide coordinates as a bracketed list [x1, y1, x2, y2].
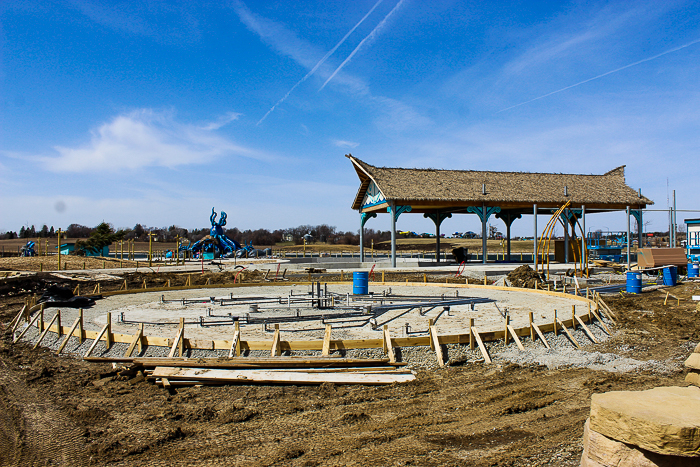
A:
[1, 223, 392, 247]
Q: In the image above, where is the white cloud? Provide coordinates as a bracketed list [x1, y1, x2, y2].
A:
[198, 111, 242, 130]
[333, 139, 359, 148]
[43, 109, 260, 172]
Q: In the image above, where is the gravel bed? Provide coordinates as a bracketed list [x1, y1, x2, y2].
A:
[15, 311, 679, 375]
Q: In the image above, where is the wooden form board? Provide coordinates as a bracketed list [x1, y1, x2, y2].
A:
[151, 367, 416, 385]
[18, 281, 604, 354]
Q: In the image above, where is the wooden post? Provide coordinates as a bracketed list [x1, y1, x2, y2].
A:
[469, 318, 475, 350]
[322, 324, 332, 356]
[178, 317, 184, 357]
[271, 324, 281, 356]
[553, 309, 558, 336]
[483, 274, 487, 285]
[571, 305, 577, 330]
[105, 312, 112, 349]
[506, 325, 525, 351]
[56, 308, 61, 337]
[84, 320, 110, 358]
[168, 321, 184, 358]
[529, 312, 534, 341]
[228, 321, 241, 358]
[556, 318, 580, 349]
[531, 321, 550, 349]
[382, 271, 385, 283]
[38, 304, 45, 332]
[424, 273, 427, 283]
[575, 316, 599, 344]
[588, 302, 592, 323]
[504, 315, 510, 345]
[78, 308, 84, 344]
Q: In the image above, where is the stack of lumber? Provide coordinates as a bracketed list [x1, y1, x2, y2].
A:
[686, 343, 700, 386]
[84, 356, 415, 387]
[637, 248, 688, 269]
[580, 386, 700, 466]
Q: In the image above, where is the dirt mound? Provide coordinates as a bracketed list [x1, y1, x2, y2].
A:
[507, 265, 545, 288]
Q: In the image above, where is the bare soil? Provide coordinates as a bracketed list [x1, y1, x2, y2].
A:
[0, 275, 697, 466]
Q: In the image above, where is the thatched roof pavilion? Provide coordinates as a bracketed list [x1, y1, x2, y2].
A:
[347, 155, 653, 267]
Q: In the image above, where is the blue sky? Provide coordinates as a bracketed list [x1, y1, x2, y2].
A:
[1, 0, 699, 237]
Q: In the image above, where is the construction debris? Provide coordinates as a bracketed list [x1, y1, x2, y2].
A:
[506, 265, 544, 289]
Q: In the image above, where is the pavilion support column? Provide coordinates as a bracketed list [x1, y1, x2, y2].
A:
[581, 205, 586, 268]
[359, 216, 364, 262]
[533, 204, 538, 268]
[390, 201, 396, 268]
[424, 212, 452, 263]
[564, 209, 569, 264]
[495, 212, 521, 262]
[387, 204, 411, 268]
[467, 205, 500, 265]
[359, 212, 376, 263]
[481, 204, 487, 264]
[626, 206, 631, 270]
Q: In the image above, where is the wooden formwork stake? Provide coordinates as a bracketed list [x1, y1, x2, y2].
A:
[168, 319, 185, 358]
[322, 324, 332, 356]
[575, 315, 599, 344]
[124, 323, 144, 357]
[556, 318, 580, 349]
[271, 324, 281, 357]
[167, 279, 171, 288]
[143, 279, 147, 289]
[57, 314, 83, 355]
[553, 310, 558, 336]
[382, 271, 385, 283]
[469, 318, 475, 350]
[590, 307, 612, 335]
[14, 311, 43, 343]
[423, 273, 427, 283]
[470, 326, 491, 364]
[429, 324, 444, 367]
[571, 305, 577, 330]
[84, 320, 110, 358]
[34, 310, 60, 349]
[383, 325, 396, 364]
[483, 274, 487, 285]
[531, 320, 550, 349]
[228, 321, 241, 358]
[73, 284, 80, 296]
[56, 308, 61, 338]
[10, 305, 27, 333]
[506, 325, 525, 351]
[528, 312, 535, 341]
[588, 302, 592, 323]
[105, 312, 112, 349]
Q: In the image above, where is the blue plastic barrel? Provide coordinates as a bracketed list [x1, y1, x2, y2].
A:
[688, 263, 700, 278]
[626, 272, 642, 294]
[662, 266, 677, 286]
[353, 271, 369, 295]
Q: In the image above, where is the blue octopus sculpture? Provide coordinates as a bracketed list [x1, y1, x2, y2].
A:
[186, 208, 241, 258]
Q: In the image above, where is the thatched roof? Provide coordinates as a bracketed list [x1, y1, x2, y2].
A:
[348, 155, 653, 213]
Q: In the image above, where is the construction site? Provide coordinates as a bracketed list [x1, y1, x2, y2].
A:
[1, 159, 700, 466]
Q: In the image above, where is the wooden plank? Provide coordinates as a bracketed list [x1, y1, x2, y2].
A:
[383, 325, 396, 364]
[87, 356, 398, 367]
[322, 324, 332, 356]
[151, 367, 416, 385]
[506, 325, 525, 351]
[596, 295, 618, 323]
[531, 321, 550, 349]
[13, 310, 43, 343]
[470, 326, 491, 364]
[575, 315, 599, 344]
[178, 317, 184, 357]
[84, 321, 110, 358]
[168, 326, 184, 358]
[429, 325, 444, 367]
[556, 318, 580, 349]
[124, 323, 144, 357]
[228, 329, 240, 359]
[34, 311, 59, 350]
[56, 315, 82, 355]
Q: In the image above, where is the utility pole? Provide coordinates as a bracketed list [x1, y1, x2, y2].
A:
[148, 232, 156, 267]
[57, 228, 62, 271]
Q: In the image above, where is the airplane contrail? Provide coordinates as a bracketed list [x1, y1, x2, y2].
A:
[257, 0, 384, 125]
[319, 0, 406, 91]
[498, 37, 700, 113]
